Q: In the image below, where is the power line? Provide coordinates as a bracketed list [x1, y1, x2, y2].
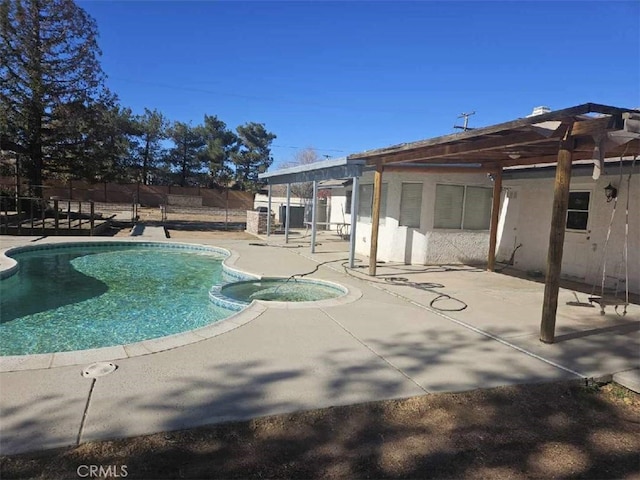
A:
[272, 144, 347, 153]
[107, 76, 425, 115]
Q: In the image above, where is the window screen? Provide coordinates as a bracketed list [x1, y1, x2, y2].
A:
[357, 183, 387, 224]
[358, 184, 373, 222]
[434, 184, 492, 230]
[463, 186, 492, 230]
[379, 183, 388, 225]
[400, 183, 423, 228]
[434, 184, 464, 229]
[345, 190, 352, 214]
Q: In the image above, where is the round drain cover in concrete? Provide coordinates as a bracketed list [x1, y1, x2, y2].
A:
[82, 362, 117, 378]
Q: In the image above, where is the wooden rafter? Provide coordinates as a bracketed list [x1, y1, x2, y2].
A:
[349, 104, 634, 170]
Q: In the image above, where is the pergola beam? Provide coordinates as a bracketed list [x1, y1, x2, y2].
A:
[384, 165, 495, 174]
[378, 131, 559, 165]
[349, 104, 630, 164]
[373, 116, 624, 167]
[350, 108, 628, 171]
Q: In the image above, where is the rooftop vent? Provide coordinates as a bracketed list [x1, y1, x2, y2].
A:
[528, 106, 551, 117]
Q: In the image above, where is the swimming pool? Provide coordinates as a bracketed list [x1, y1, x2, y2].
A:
[0, 242, 239, 356]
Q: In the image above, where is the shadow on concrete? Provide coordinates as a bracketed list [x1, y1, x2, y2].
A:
[2, 380, 639, 479]
[554, 321, 640, 343]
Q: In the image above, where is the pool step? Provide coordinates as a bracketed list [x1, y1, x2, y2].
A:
[130, 224, 167, 239]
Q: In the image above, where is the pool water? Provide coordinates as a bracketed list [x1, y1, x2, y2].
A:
[0, 244, 234, 355]
[221, 279, 345, 303]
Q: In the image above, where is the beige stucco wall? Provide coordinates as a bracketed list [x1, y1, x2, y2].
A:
[353, 171, 494, 265]
[327, 187, 353, 231]
[501, 172, 639, 294]
[344, 168, 638, 294]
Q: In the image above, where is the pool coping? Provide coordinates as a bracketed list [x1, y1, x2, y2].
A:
[0, 238, 362, 372]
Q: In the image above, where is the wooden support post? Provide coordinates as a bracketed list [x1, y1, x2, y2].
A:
[487, 168, 502, 271]
[541, 134, 574, 344]
[369, 161, 383, 276]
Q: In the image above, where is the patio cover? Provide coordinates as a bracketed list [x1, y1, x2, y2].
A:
[347, 102, 640, 343]
[259, 157, 366, 185]
[259, 103, 640, 343]
[258, 157, 367, 268]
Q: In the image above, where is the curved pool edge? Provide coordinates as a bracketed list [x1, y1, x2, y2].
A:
[0, 237, 362, 372]
[0, 252, 18, 280]
[218, 277, 363, 310]
[0, 238, 263, 371]
[0, 301, 268, 373]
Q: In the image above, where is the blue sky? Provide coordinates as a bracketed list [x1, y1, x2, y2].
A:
[78, 1, 639, 169]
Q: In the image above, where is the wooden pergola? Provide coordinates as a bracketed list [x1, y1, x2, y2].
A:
[347, 103, 640, 343]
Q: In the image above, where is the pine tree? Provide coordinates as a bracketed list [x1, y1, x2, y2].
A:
[165, 121, 206, 187]
[202, 114, 237, 187]
[232, 122, 276, 192]
[0, 0, 106, 196]
[136, 108, 168, 185]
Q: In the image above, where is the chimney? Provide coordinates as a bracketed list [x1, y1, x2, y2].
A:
[528, 106, 551, 117]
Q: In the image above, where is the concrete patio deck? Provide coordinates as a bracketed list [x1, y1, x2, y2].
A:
[1, 231, 638, 455]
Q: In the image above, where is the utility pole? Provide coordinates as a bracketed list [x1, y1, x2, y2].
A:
[454, 111, 476, 131]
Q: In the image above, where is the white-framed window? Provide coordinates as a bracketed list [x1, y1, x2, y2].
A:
[357, 183, 387, 224]
[566, 191, 590, 231]
[434, 184, 492, 230]
[399, 182, 423, 228]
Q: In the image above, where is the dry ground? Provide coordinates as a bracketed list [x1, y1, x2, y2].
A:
[24, 208, 635, 479]
[112, 206, 258, 241]
[2, 381, 639, 479]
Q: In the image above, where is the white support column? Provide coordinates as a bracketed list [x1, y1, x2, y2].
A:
[349, 176, 359, 268]
[267, 183, 272, 236]
[285, 183, 291, 244]
[311, 180, 318, 253]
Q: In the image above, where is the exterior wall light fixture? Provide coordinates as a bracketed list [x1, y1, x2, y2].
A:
[604, 183, 617, 202]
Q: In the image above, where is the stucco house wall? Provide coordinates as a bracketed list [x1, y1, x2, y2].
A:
[500, 171, 639, 294]
[353, 170, 495, 265]
[327, 186, 352, 229]
[336, 166, 638, 295]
